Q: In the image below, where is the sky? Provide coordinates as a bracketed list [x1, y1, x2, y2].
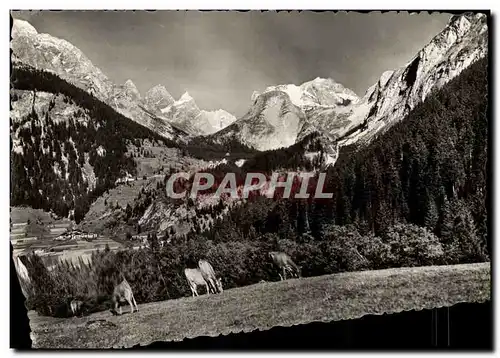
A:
[11, 11, 451, 117]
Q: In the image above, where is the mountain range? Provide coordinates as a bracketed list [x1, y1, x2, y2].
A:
[210, 12, 487, 153]
[11, 13, 487, 154]
[10, 19, 237, 138]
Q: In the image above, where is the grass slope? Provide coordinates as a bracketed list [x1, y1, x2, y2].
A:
[29, 262, 490, 348]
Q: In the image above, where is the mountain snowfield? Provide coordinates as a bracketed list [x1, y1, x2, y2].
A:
[212, 12, 488, 156]
[10, 19, 236, 138]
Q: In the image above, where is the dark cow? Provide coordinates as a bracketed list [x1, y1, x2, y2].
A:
[198, 260, 223, 294]
[111, 278, 138, 315]
[269, 251, 301, 280]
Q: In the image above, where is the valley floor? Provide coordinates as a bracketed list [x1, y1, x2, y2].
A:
[28, 262, 490, 349]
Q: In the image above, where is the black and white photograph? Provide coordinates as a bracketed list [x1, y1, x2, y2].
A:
[8, 9, 491, 349]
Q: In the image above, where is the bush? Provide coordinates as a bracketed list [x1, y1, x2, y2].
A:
[381, 223, 445, 267]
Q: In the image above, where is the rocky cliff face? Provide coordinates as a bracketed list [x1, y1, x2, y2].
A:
[143, 84, 175, 112]
[212, 90, 307, 151]
[337, 12, 488, 146]
[11, 19, 181, 140]
[223, 77, 359, 150]
[11, 19, 113, 101]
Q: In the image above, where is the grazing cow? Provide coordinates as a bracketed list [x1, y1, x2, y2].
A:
[198, 260, 223, 294]
[70, 299, 84, 317]
[184, 268, 211, 297]
[111, 278, 139, 315]
[269, 251, 301, 280]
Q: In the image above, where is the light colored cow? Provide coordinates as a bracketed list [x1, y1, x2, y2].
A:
[111, 278, 139, 315]
[269, 251, 301, 280]
[70, 299, 84, 316]
[198, 260, 223, 294]
[184, 268, 211, 297]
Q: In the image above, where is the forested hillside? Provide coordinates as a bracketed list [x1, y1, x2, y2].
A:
[326, 57, 489, 258]
[182, 135, 256, 161]
[188, 57, 490, 263]
[10, 64, 178, 222]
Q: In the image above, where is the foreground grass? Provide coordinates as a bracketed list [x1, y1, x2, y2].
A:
[29, 262, 491, 349]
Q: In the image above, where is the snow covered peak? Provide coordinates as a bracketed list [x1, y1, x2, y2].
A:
[179, 91, 194, 103]
[256, 77, 359, 108]
[12, 19, 38, 37]
[142, 85, 236, 136]
[11, 18, 113, 101]
[11, 18, 181, 140]
[124, 79, 138, 90]
[144, 84, 175, 110]
[378, 70, 395, 89]
[123, 79, 141, 100]
[306, 77, 336, 86]
[220, 12, 487, 154]
[170, 92, 199, 113]
[197, 109, 236, 134]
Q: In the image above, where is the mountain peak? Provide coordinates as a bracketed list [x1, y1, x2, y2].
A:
[449, 12, 485, 26]
[149, 84, 168, 92]
[311, 76, 331, 83]
[144, 84, 175, 109]
[124, 79, 136, 88]
[122, 79, 141, 100]
[255, 77, 359, 108]
[12, 19, 38, 37]
[179, 91, 193, 102]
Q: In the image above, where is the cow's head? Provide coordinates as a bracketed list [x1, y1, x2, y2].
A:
[216, 277, 223, 293]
